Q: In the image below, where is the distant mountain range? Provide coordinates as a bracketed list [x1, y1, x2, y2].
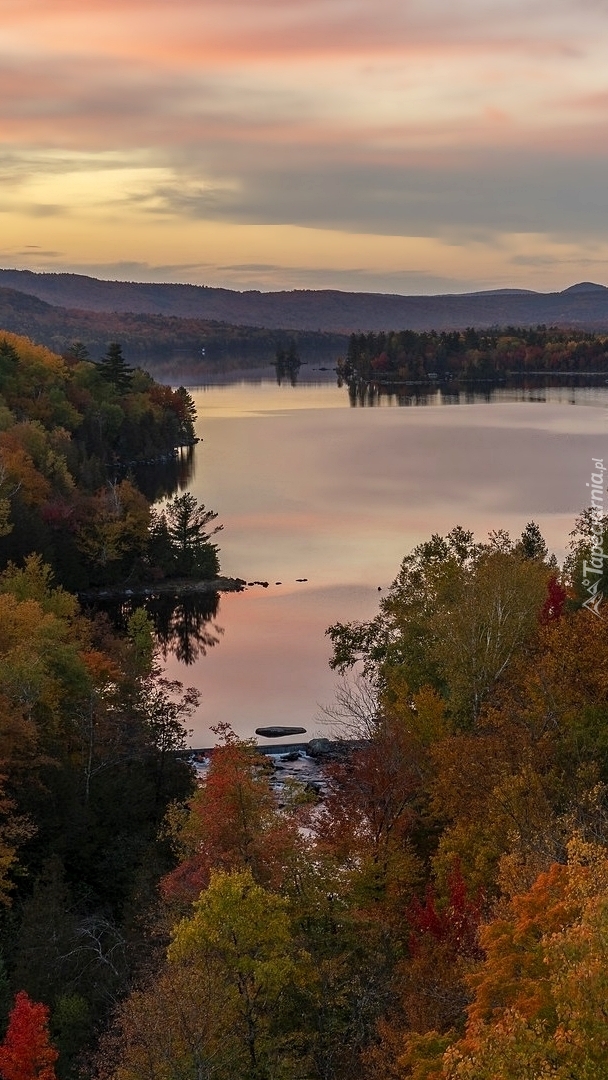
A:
[0, 284, 346, 377]
[1, 269, 608, 334]
[1, 269, 608, 377]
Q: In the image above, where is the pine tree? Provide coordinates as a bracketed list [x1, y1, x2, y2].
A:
[98, 342, 133, 392]
[164, 492, 222, 578]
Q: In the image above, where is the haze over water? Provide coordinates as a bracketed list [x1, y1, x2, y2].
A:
[161, 377, 608, 746]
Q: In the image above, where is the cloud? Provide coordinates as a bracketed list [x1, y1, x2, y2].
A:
[2, 0, 608, 290]
[14, 249, 65, 257]
[5, 0, 606, 58]
[0, 252, 486, 294]
[136, 150, 608, 243]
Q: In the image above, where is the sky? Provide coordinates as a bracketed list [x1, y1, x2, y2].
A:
[2, 0, 608, 294]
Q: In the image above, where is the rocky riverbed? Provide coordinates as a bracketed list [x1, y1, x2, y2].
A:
[187, 739, 362, 804]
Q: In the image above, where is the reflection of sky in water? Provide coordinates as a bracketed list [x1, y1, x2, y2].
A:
[163, 380, 608, 745]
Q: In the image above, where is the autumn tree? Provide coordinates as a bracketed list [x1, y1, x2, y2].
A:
[316, 714, 422, 917]
[171, 870, 304, 1077]
[98, 870, 309, 1080]
[97, 343, 133, 392]
[75, 479, 150, 585]
[327, 526, 552, 727]
[0, 991, 58, 1080]
[94, 955, 233, 1080]
[442, 839, 608, 1079]
[162, 726, 301, 906]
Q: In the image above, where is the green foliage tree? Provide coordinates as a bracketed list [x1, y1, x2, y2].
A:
[98, 870, 309, 1080]
[327, 525, 552, 726]
[170, 870, 304, 1079]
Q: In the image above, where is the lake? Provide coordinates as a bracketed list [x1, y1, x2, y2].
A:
[158, 374, 608, 746]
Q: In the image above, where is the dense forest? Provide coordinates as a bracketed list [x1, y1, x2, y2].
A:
[0, 333, 223, 591]
[0, 330, 229, 1077]
[86, 518, 608, 1080]
[1, 326, 608, 1078]
[339, 326, 608, 383]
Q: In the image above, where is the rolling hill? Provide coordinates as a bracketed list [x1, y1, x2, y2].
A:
[1, 269, 608, 334]
[2, 270, 608, 379]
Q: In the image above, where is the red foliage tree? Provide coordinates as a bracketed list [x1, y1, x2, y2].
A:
[407, 860, 483, 960]
[539, 573, 567, 624]
[0, 991, 58, 1080]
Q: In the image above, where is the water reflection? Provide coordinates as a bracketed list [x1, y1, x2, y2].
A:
[274, 343, 302, 386]
[98, 590, 222, 666]
[130, 445, 196, 503]
[154, 376, 608, 745]
[342, 374, 608, 409]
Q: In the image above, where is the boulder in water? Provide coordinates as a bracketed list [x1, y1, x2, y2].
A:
[307, 738, 333, 757]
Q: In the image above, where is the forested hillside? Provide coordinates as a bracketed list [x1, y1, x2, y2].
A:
[0, 330, 226, 1077]
[91, 521, 608, 1079]
[0, 332, 223, 591]
[0, 287, 346, 378]
[2, 268, 608, 333]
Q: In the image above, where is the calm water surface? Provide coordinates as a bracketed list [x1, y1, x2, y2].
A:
[160, 378, 608, 745]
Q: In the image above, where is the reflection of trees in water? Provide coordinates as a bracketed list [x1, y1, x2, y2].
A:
[342, 374, 608, 408]
[97, 590, 222, 666]
[132, 445, 196, 503]
[275, 343, 301, 386]
[151, 592, 223, 666]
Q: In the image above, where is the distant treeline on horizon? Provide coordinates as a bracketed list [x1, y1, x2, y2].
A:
[338, 325, 608, 382]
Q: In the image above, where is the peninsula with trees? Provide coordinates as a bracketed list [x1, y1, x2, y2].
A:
[0, 332, 229, 593]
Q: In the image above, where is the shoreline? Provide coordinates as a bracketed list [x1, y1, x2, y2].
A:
[77, 575, 246, 602]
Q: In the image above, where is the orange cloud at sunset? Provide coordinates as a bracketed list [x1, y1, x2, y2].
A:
[1, 0, 608, 292]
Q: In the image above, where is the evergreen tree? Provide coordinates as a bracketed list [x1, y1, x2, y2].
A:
[174, 386, 197, 444]
[98, 343, 133, 392]
[515, 520, 549, 561]
[64, 342, 89, 362]
[151, 493, 222, 579]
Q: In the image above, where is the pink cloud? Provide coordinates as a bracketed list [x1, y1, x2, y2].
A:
[2, 0, 602, 62]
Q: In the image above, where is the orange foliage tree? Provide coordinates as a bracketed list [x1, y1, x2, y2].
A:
[161, 724, 302, 907]
[441, 840, 608, 1077]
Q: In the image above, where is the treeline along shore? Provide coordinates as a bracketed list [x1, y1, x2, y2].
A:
[339, 325, 608, 384]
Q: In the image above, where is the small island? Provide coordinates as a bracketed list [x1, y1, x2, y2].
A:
[255, 725, 307, 738]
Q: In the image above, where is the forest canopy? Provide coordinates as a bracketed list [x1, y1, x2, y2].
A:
[2, 323, 608, 1079]
[339, 326, 608, 383]
[0, 333, 220, 590]
[92, 517, 608, 1080]
[0, 327, 227, 1077]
